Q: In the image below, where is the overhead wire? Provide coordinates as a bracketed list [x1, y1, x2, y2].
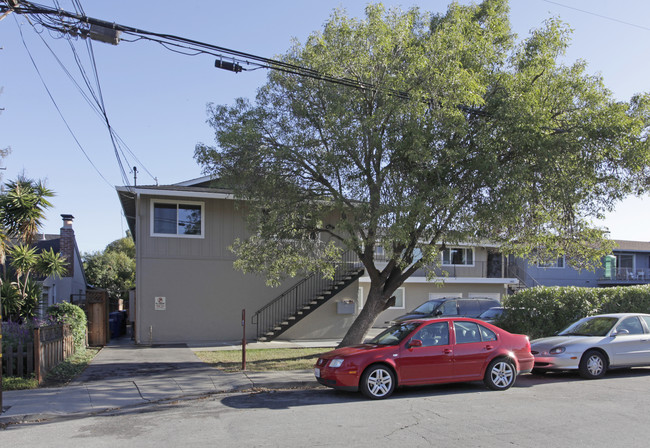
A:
[15, 0, 157, 186]
[541, 0, 650, 32]
[13, 14, 114, 188]
[28, 18, 152, 179]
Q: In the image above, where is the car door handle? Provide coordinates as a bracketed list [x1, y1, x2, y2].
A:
[485, 345, 494, 351]
[443, 349, 453, 354]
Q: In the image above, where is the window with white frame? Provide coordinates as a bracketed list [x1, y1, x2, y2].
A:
[389, 287, 405, 309]
[442, 247, 474, 266]
[152, 201, 204, 237]
[537, 256, 565, 268]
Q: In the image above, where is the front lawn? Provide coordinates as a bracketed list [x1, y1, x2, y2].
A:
[195, 348, 327, 372]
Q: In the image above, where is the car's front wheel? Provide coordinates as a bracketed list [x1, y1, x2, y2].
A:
[360, 364, 396, 399]
[579, 350, 607, 379]
[484, 358, 516, 391]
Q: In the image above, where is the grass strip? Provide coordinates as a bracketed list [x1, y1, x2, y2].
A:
[195, 348, 329, 372]
[2, 347, 100, 390]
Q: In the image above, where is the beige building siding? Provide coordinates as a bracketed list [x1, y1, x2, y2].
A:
[278, 282, 360, 341]
[138, 195, 248, 261]
[135, 257, 281, 343]
[123, 184, 515, 343]
[133, 193, 341, 343]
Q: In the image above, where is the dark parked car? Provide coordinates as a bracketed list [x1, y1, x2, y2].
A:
[478, 307, 505, 324]
[315, 317, 534, 399]
[392, 297, 501, 323]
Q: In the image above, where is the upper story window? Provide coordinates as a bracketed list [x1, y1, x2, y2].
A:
[151, 200, 204, 238]
[537, 256, 565, 268]
[442, 247, 474, 266]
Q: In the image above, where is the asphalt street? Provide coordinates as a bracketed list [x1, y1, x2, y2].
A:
[2, 367, 650, 447]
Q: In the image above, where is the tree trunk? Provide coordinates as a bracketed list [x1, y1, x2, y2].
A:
[338, 287, 390, 347]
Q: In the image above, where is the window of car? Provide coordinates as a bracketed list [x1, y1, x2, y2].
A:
[478, 324, 497, 342]
[640, 316, 650, 331]
[454, 321, 482, 344]
[559, 316, 618, 337]
[616, 316, 645, 335]
[369, 323, 420, 346]
[411, 322, 449, 347]
[441, 300, 458, 316]
[152, 201, 204, 237]
[412, 300, 443, 315]
[458, 299, 480, 316]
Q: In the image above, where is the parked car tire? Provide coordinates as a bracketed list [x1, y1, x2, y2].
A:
[484, 358, 516, 391]
[360, 364, 396, 399]
[579, 350, 607, 379]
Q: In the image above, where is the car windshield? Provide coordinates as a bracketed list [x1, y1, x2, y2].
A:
[479, 308, 503, 319]
[558, 317, 619, 337]
[411, 300, 443, 315]
[368, 323, 419, 346]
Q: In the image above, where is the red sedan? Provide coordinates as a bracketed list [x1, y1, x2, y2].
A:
[315, 317, 533, 399]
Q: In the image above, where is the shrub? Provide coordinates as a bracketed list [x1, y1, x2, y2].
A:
[498, 285, 650, 339]
[1, 320, 33, 351]
[46, 302, 87, 350]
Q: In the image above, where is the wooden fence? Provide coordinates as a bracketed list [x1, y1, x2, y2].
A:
[2, 323, 76, 383]
[2, 341, 34, 377]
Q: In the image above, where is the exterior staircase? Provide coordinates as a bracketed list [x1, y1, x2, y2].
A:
[506, 263, 540, 293]
[253, 251, 364, 342]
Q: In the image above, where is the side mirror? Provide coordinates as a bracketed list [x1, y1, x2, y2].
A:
[613, 329, 630, 337]
[408, 339, 423, 348]
[434, 309, 443, 316]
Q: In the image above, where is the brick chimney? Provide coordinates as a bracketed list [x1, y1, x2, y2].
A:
[60, 214, 75, 277]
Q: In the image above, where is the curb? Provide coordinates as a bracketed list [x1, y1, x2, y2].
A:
[0, 380, 324, 427]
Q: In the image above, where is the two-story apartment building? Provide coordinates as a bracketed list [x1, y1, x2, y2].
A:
[506, 240, 650, 289]
[117, 177, 518, 344]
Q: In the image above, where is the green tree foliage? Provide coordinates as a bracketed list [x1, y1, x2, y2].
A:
[0, 177, 66, 320]
[83, 235, 135, 305]
[195, 1, 650, 346]
[0, 177, 54, 245]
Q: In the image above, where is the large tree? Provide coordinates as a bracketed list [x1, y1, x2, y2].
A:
[83, 235, 135, 306]
[195, 1, 650, 346]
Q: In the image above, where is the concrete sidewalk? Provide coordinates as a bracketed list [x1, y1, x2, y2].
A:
[0, 337, 334, 425]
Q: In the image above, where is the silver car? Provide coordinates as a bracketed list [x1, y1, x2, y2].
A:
[530, 313, 650, 379]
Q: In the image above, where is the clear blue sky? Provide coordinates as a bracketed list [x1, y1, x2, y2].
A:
[0, 0, 648, 252]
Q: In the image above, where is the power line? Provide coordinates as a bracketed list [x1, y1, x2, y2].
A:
[26, 21, 155, 182]
[542, 0, 650, 32]
[14, 15, 114, 188]
[1, 1, 423, 102]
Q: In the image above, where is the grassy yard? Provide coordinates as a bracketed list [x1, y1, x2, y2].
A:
[195, 348, 328, 372]
[2, 347, 101, 390]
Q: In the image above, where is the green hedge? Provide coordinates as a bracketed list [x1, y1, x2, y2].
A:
[46, 302, 87, 350]
[498, 285, 650, 340]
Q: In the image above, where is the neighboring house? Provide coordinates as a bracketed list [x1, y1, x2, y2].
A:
[116, 177, 519, 344]
[507, 240, 650, 289]
[34, 214, 88, 309]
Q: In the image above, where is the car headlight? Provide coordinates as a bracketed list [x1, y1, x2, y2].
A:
[549, 346, 566, 355]
[329, 358, 344, 368]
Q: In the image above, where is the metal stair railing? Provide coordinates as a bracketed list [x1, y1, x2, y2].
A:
[252, 250, 363, 341]
[506, 263, 540, 291]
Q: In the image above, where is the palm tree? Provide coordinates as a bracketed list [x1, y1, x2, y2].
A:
[0, 177, 54, 245]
